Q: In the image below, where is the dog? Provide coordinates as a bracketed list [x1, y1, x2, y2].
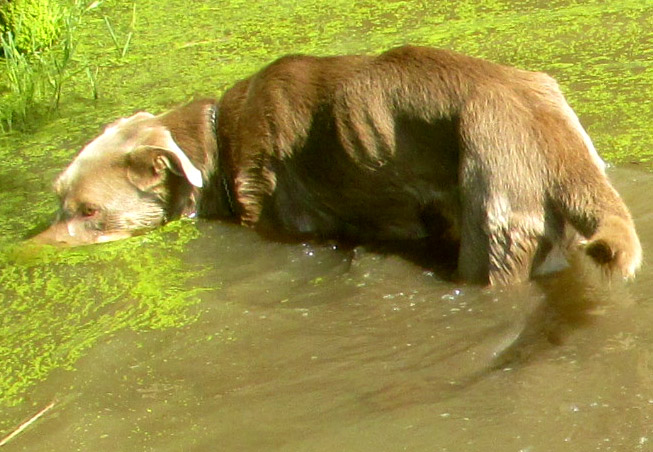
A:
[33, 45, 642, 285]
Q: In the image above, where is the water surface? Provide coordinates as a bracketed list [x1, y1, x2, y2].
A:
[0, 0, 651, 450]
[4, 167, 652, 451]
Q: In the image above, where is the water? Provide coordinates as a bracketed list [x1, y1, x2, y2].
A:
[1, 0, 651, 450]
[4, 167, 651, 451]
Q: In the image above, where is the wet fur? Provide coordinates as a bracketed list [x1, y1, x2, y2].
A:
[40, 45, 641, 284]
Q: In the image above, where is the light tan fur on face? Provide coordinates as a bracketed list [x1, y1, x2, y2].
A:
[37, 109, 206, 245]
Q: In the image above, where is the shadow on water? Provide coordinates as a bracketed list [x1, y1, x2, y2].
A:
[352, 266, 612, 413]
[351, 166, 650, 415]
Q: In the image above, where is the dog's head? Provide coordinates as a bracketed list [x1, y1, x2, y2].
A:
[33, 109, 207, 245]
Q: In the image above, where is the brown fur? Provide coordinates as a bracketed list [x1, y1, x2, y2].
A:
[34, 45, 642, 285]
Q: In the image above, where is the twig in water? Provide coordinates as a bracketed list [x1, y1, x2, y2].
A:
[0, 401, 56, 447]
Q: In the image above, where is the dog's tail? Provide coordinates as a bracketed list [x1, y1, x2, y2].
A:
[583, 213, 642, 278]
[552, 159, 641, 279]
[538, 79, 642, 279]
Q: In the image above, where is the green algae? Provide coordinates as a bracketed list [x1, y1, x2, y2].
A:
[0, 0, 651, 415]
[67, 0, 651, 162]
[0, 219, 208, 408]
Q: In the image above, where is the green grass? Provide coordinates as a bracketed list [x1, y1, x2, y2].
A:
[0, 0, 108, 131]
[0, 0, 62, 55]
[0, 30, 38, 130]
[102, 1, 135, 59]
[0, 0, 81, 131]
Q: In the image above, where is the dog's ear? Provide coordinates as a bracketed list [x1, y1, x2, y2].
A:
[126, 131, 203, 191]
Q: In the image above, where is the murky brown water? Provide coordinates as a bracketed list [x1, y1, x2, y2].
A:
[0, 0, 651, 449]
[7, 166, 651, 451]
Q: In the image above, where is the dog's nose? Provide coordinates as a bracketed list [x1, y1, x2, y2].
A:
[30, 222, 79, 246]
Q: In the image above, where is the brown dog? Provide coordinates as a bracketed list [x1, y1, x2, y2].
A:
[34, 45, 642, 285]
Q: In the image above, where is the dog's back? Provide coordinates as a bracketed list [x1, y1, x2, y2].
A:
[37, 45, 641, 285]
[218, 45, 641, 283]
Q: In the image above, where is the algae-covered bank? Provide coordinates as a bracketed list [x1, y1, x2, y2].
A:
[1, 1, 652, 450]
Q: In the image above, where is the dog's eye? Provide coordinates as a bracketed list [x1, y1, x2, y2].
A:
[80, 205, 99, 218]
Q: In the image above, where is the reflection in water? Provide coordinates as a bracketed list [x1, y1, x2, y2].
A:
[3, 168, 651, 451]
